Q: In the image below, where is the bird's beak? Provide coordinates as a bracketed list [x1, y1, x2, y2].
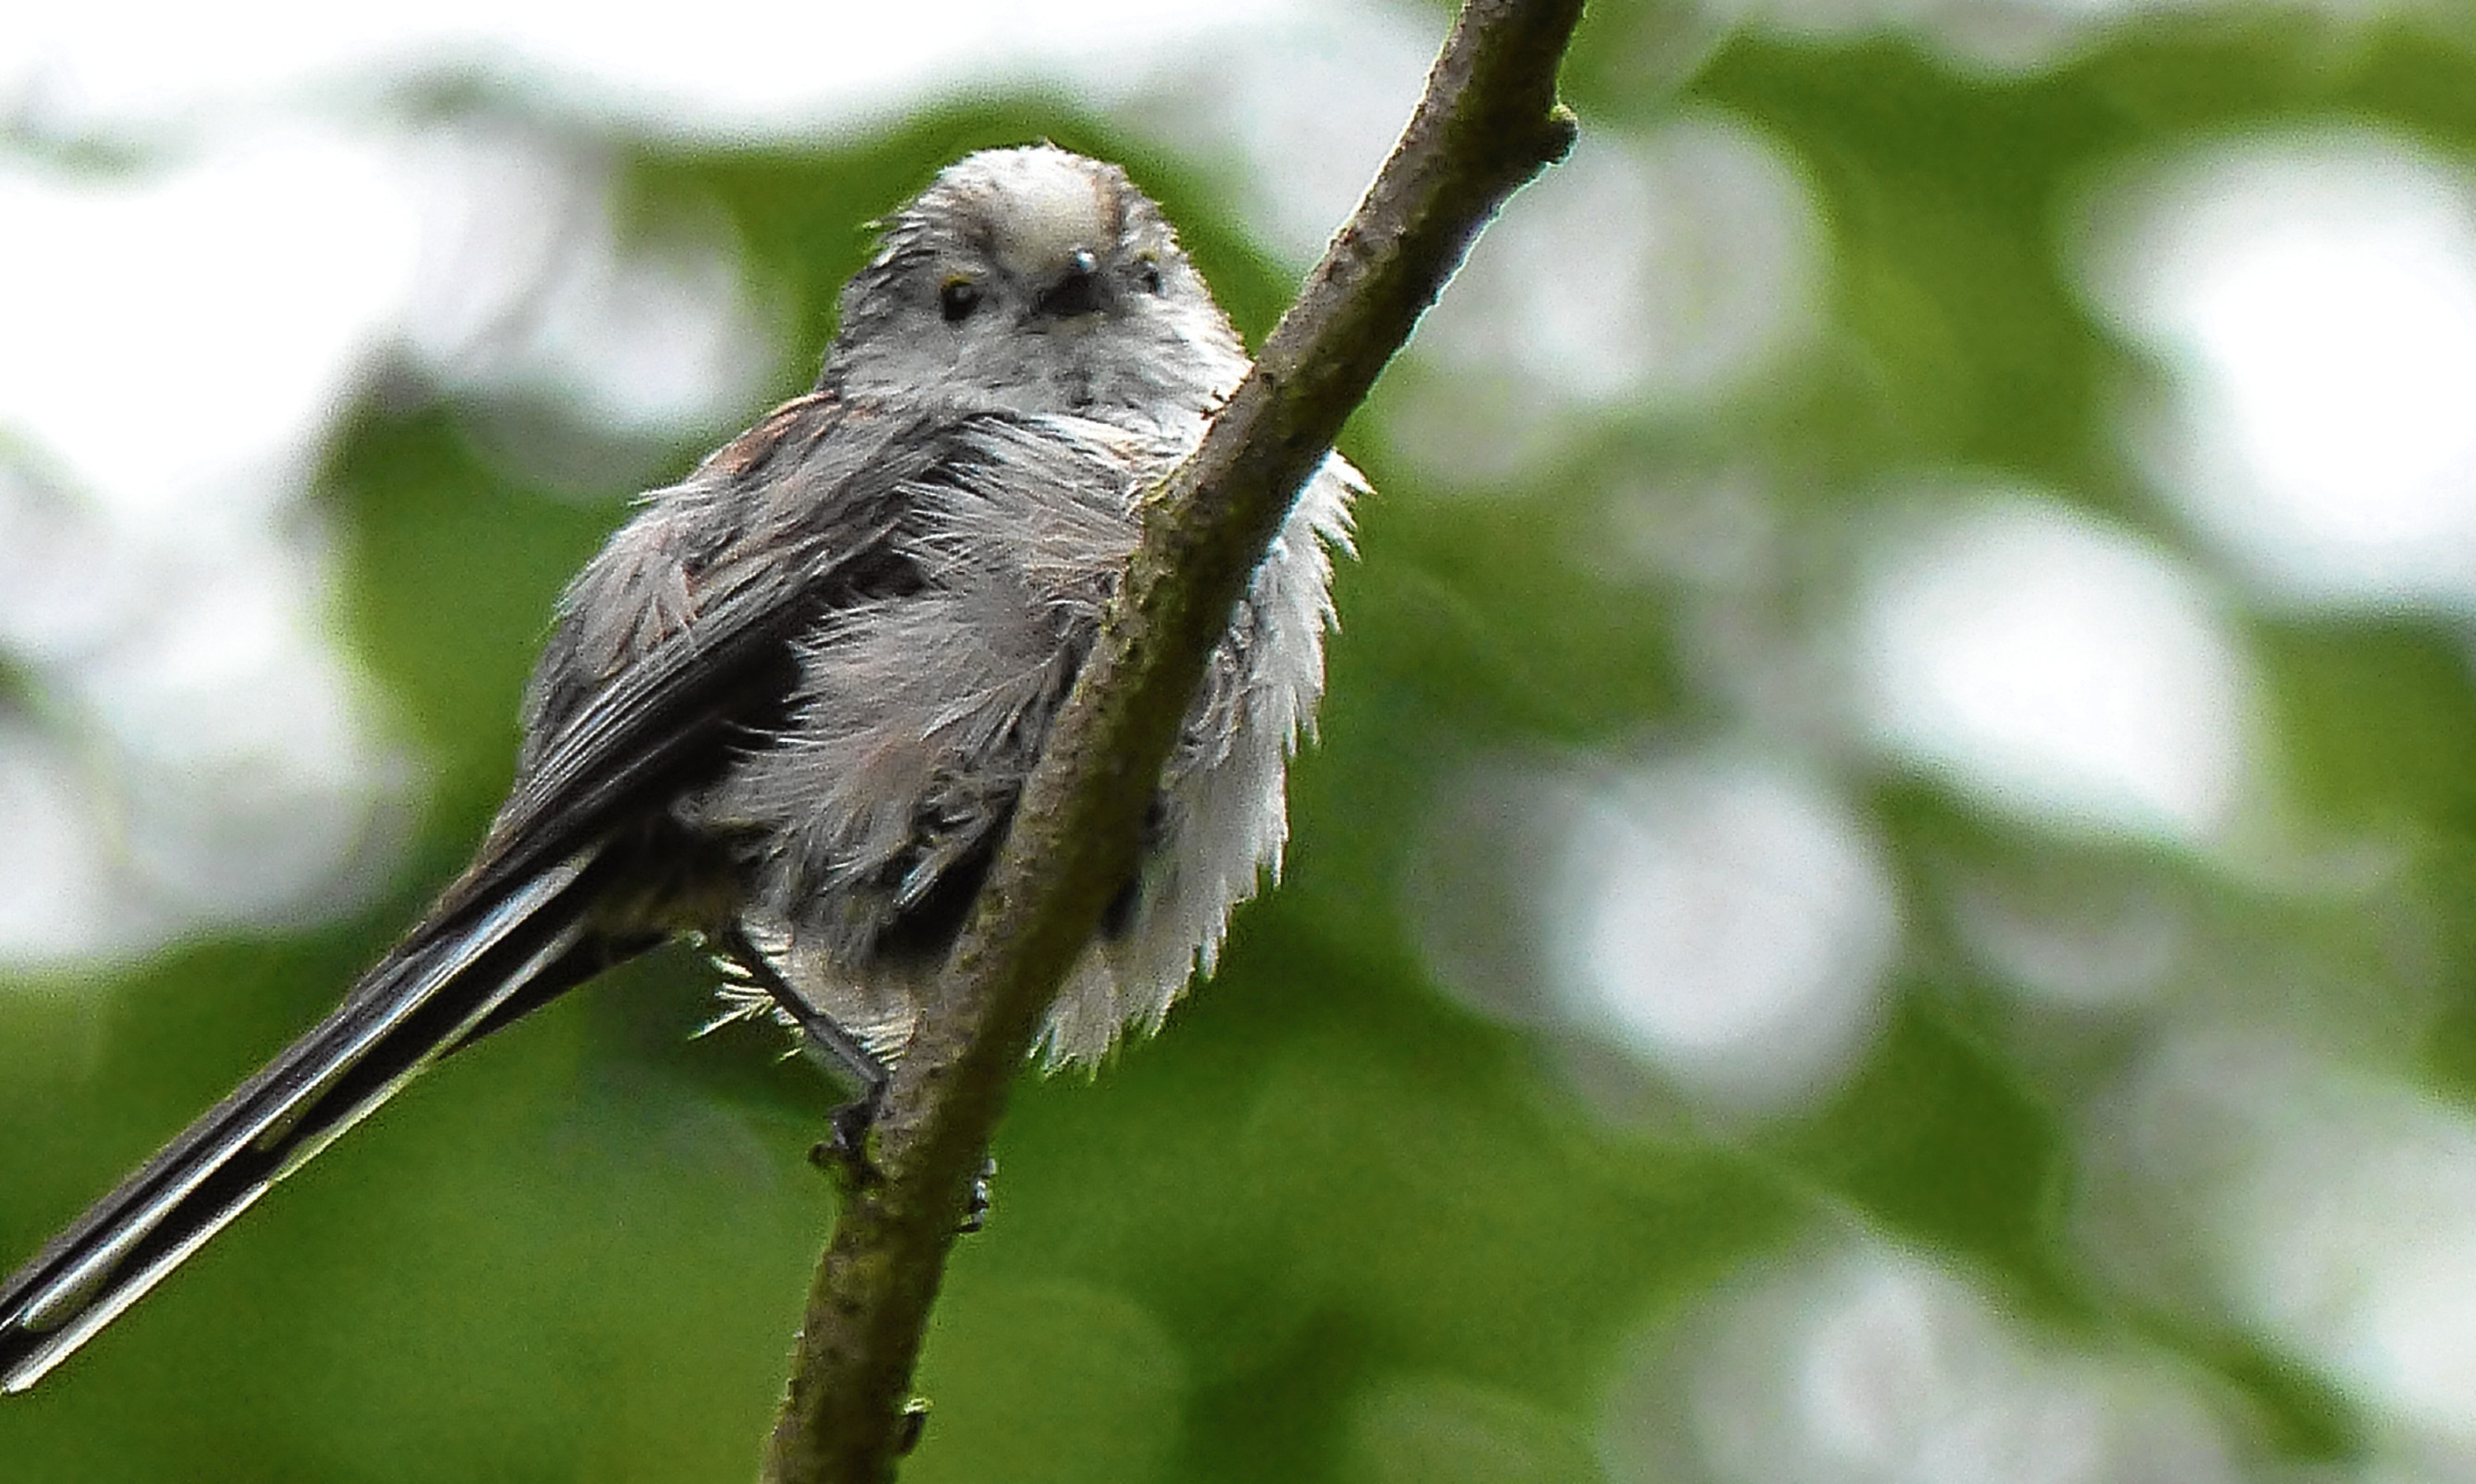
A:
[1033, 248, 1103, 319]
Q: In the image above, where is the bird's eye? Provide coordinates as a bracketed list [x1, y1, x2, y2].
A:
[1136, 258, 1164, 295]
[939, 278, 981, 324]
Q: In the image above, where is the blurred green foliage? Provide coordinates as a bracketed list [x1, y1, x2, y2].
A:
[8, 4, 2476, 1481]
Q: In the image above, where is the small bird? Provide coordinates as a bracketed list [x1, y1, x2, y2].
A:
[0, 144, 1360, 1392]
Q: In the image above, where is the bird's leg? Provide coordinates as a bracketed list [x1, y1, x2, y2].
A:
[713, 926, 888, 1170]
[710, 929, 994, 1231]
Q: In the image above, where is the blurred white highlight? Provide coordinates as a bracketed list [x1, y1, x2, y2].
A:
[1420, 118, 1826, 409]
[1946, 862, 2185, 1009]
[1605, 1243, 2241, 1484]
[1111, 4, 1440, 267]
[399, 128, 777, 437]
[1, 0, 1309, 141]
[0, 128, 419, 531]
[2079, 128, 2476, 617]
[1547, 753, 1899, 1114]
[0, 721, 152, 962]
[1388, 116, 1827, 489]
[2099, 1032, 2476, 1462]
[1855, 490, 2256, 845]
[1746, 0, 2433, 77]
[0, 458, 412, 965]
[0, 120, 774, 968]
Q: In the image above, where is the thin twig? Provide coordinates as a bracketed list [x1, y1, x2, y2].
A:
[759, 3, 1585, 1479]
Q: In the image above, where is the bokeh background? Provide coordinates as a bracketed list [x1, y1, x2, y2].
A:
[6, 0, 2476, 1479]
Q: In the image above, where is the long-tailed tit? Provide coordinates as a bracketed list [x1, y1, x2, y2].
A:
[0, 144, 1360, 1392]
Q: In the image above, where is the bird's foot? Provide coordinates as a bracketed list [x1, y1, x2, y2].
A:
[809, 1086, 886, 1190]
[897, 1399, 932, 1455]
[958, 1156, 996, 1235]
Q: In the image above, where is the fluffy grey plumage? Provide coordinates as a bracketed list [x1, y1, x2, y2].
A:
[0, 144, 1359, 1392]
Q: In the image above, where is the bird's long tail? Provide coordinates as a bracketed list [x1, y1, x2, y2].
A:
[0, 846, 618, 1392]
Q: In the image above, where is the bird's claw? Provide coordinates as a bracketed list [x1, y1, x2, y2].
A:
[958, 1156, 996, 1234]
[809, 1087, 886, 1189]
[897, 1398, 931, 1455]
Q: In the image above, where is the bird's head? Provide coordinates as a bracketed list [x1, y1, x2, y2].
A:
[823, 144, 1249, 424]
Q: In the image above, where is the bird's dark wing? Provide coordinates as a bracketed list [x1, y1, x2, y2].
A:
[437, 391, 943, 933]
[0, 391, 974, 1392]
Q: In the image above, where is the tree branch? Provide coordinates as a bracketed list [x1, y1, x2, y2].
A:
[758, 4, 1585, 1480]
